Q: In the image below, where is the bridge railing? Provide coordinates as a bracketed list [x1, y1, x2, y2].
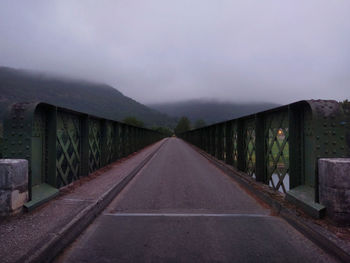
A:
[180, 100, 349, 216]
[1, 102, 165, 203]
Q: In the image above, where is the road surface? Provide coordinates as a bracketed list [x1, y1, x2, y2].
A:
[56, 138, 337, 263]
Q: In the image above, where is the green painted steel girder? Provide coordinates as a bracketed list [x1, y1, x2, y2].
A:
[179, 100, 350, 215]
[2, 101, 165, 207]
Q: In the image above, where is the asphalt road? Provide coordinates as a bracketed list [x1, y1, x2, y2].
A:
[56, 138, 338, 263]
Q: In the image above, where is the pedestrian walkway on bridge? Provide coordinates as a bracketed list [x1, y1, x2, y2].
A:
[55, 138, 337, 263]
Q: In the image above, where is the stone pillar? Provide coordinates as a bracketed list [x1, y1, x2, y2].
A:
[0, 159, 28, 216]
[319, 158, 350, 226]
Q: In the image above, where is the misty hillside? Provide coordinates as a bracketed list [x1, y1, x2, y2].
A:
[148, 100, 280, 125]
[0, 67, 177, 128]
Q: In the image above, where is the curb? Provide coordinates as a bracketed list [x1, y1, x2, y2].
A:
[187, 142, 350, 263]
[22, 139, 168, 263]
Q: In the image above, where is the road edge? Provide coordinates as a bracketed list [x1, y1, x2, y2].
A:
[23, 138, 168, 263]
[185, 141, 350, 263]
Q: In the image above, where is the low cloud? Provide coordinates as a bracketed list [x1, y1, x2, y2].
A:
[0, 0, 349, 104]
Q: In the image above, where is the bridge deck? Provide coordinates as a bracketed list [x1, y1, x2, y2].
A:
[56, 138, 337, 262]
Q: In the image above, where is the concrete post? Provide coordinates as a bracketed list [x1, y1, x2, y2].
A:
[319, 158, 350, 226]
[0, 159, 28, 216]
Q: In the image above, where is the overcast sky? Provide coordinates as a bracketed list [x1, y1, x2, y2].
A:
[0, 1, 349, 104]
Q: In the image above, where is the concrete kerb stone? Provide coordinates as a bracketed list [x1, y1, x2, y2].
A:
[319, 158, 350, 226]
[185, 142, 350, 263]
[319, 159, 350, 189]
[21, 139, 168, 263]
[0, 159, 28, 216]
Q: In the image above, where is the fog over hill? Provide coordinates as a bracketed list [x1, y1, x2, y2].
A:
[148, 100, 280, 125]
[0, 66, 177, 128]
[0, 66, 281, 131]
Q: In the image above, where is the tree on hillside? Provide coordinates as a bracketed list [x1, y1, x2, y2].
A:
[174, 116, 191, 135]
[342, 99, 350, 111]
[122, 116, 144, 128]
[194, 119, 206, 129]
[341, 100, 350, 117]
[152, 126, 173, 137]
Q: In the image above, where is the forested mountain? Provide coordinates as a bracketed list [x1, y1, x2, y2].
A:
[148, 100, 280, 125]
[0, 67, 177, 128]
[0, 66, 280, 131]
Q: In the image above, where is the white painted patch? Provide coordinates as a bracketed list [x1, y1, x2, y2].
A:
[11, 190, 28, 210]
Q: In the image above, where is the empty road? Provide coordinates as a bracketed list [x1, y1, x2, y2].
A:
[56, 138, 337, 263]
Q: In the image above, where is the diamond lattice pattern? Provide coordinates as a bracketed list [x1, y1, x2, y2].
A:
[56, 112, 81, 187]
[265, 112, 289, 193]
